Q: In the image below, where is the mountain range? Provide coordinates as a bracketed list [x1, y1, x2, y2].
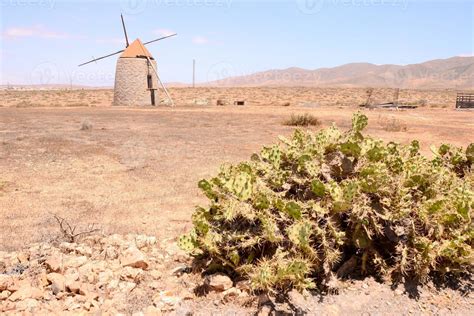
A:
[205, 56, 474, 89]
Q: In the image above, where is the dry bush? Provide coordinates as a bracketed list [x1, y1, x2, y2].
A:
[284, 113, 321, 127]
[52, 214, 100, 243]
[80, 120, 93, 131]
[378, 115, 408, 132]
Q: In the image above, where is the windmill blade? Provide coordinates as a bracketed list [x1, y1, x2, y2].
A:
[121, 13, 130, 47]
[78, 49, 125, 67]
[143, 33, 177, 46]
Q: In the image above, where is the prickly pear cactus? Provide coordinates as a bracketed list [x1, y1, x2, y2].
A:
[179, 112, 473, 292]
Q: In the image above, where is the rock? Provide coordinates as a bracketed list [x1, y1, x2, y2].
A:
[0, 275, 16, 291]
[37, 270, 49, 288]
[171, 265, 190, 276]
[287, 289, 310, 314]
[63, 296, 81, 311]
[336, 256, 357, 278]
[221, 287, 242, 301]
[98, 270, 114, 284]
[135, 235, 156, 249]
[75, 245, 93, 257]
[66, 280, 81, 294]
[205, 273, 233, 292]
[8, 284, 43, 301]
[79, 283, 98, 300]
[0, 290, 11, 300]
[149, 269, 162, 280]
[15, 298, 38, 311]
[153, 290, 182, 310]
[59, 242, 77, 253]
[120, 246, 149, 270]
[235, 280, 251, 293]
[258, 305, 273, 316]
[102, 246, 118, 260]
[118, 281, 136, 293]
[64, 256, 87, 268]
[120, 266, 144, 282]
[46, 273, 65, 295]
[17, 252, 29, 264]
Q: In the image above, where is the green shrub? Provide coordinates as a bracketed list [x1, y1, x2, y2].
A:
[284, 113, 320, 127]
[179, 112, 473, 292]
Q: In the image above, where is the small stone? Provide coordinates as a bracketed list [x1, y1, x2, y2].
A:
[102, 246, 118, 260]
[75, 245, 93, 257]
[15, 298, 38, 311]
[98, 270, 114, 284]
[46, 273, 65, 295]
[37, 270, 49, 288]
[8, 284, 43, 301]
[0, 275, 17, 291]
[64, 272, 81, 294]
[153, 290, 181, 309]
[120, 246, 149, 270]
[0, 290, 11, 300]
[221, 287, 242, 301]
[395, 288, 404, 295]
[118, 281, 136, 293]
[258, 305, 273, 316]
[288, 289, 309, 313]
[205, 273, 233, 292]
[64, 256, 87, 268]
[362, 283, 369, 289]
[149, 269, 162, 280]
[171, 265, 189, 276]
[17, 252, 29, 264]
[120, 266, 144, 282]
[235, 280, 251, 292]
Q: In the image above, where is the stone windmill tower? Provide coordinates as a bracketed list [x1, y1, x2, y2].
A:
[79, 15, 176, 106]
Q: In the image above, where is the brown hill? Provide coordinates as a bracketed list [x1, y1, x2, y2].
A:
[206, 56, 474, 89]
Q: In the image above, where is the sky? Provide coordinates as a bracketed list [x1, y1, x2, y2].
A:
[0, 0, 472, 86]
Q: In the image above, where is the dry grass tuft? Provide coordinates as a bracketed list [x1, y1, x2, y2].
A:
[80, 120, 93, 131]
[378, 115, 408, 132]
[284, 113, 321, 127]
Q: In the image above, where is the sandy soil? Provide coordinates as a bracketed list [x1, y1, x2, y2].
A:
[0, 87, 458, 108]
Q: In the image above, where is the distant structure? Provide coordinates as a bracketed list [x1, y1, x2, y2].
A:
[79, 14, 176, 106]
[456, 92, 474, 109]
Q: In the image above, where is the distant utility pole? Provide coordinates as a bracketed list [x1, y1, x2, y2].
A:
[192, 59, 196, 88]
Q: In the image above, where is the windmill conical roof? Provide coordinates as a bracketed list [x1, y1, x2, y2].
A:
[120, 39, 154, 59]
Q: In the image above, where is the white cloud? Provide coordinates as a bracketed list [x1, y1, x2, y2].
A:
[192, 36, 209, 45]
[154, 29, 176, 37]
[3, 25, 69, 40]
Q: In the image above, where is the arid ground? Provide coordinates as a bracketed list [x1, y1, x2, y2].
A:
[0, 88, 473, 314]
[1, 88, 473, 250]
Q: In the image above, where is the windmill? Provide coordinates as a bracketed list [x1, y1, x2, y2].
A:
[79, 14, 176, 106]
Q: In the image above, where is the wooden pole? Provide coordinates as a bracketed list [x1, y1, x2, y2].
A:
[193, 59, 195, 88]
